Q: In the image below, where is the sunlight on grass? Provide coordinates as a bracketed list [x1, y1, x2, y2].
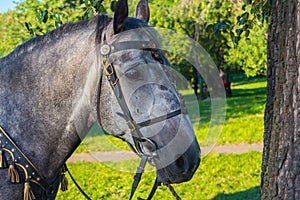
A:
[196, 75, 266, 146]
[57, 152, 261, 200]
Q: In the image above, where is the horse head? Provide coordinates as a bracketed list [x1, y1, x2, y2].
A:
[98, 0, 200, 185]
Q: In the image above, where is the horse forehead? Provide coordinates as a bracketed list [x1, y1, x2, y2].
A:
[118, 29, 152, 41]
[112, 50, 147, 64]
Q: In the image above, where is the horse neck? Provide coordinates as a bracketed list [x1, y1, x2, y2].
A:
[0, 21, 103, 181]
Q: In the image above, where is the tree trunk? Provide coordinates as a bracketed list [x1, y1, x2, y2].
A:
[261, 1, 300, 199]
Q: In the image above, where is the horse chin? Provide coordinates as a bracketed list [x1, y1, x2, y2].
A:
[154, 138, 200, 184]
[156, 156, 200, 184]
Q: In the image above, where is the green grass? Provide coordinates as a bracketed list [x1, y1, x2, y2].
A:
[194, 74, 266, 146]
[75, 126, 131, 153]
[76, 74, 266, 153]
[57, 151, 261, 200]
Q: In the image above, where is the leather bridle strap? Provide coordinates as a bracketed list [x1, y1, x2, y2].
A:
[139, 177, 161, 200]
[129, 156, 148, 200]
[100, 41, 182, 200]
[136, 109, 181, 128]
[101, 42, 182, 155]
[130, 160, 181, 200]
[64, 164, 91, 200]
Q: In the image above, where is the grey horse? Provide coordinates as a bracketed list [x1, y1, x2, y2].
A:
[0, 0, 200, 199]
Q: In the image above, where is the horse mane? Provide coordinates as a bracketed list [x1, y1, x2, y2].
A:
[0, 13, 153, 66]
[1, 14, 111, 63]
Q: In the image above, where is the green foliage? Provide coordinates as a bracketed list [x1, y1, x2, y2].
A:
[0, 0, 106, 57]
[0, 0, 269, 77]
[57, 151, 261, 199]
[225, 23, 268, 77]
[147, 0, 269, 81]
[0, 11, 26, 57]
[17, 0, 105, 36]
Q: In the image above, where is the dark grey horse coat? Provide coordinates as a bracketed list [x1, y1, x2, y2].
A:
[0, 15, 112, 199]
[0, 0, 200, 199]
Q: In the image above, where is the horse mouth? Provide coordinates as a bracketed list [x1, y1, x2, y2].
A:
[155, 153, 200, 184]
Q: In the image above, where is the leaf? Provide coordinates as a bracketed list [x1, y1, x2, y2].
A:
[233, 36, 239, 45]
[245, 29, 250, 37]
[36, 10, 42, 23]
[246, 38, 251, 45]
[230, 30, 235, 39]
[242, 4, 247, 11]
[205, 24, 214, 32]
[255, 13, 261, 20]
[236, 28, 244, 36]
[85, 0, 89, 8]
[110, 1, 117, 12]
[241, 12, 249, 20]
[88, 9, 93, 18]
[239, 19, 247, 25]
[43, 11, 48, 23]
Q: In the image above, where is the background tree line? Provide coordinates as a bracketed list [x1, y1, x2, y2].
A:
[0, 0, 268, 97]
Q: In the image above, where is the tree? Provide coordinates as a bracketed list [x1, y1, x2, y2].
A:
[0, 0, 106, 57]
[260, 0, 300, 199]
[146, 0, 269, 96]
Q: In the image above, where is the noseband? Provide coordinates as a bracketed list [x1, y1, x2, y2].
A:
[99, 39, 182, 200]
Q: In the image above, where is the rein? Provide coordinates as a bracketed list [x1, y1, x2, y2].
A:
[100, 39, 182, 200]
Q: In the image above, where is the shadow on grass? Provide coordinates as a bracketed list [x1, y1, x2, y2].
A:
[212, 186, 260, 200]
[226, 87, 266, 118]
[231, 74, 266, 86]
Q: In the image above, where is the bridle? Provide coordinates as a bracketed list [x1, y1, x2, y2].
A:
[0, 34, 183, 200]
[99, 36, 182, 200]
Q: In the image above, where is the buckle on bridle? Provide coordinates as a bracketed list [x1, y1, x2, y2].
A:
[111, 77, 119, 86]
[104, 63, 115, 76]
[100, 44, 111, 56]
[127, 120, 136, 131]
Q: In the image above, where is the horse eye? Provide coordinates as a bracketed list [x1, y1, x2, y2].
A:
[125, 68, 140, 80]
[151, 51, 164, 64]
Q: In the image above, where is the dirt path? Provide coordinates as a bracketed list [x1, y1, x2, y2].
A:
[67, 142, 263, 163]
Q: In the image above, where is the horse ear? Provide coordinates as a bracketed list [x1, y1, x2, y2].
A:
[136, 0, 150, 22]
[113, 0, 128, 34]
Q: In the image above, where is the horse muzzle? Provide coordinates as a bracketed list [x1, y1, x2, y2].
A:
[156, 137, 200, 184]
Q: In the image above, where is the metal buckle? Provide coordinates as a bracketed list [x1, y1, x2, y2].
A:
[104, 63, 114, 76]
[112, 77, 119, 86]
[100, 44, 111, 56]
[137, 138, 158, 158]
[127, 120, 136, 132]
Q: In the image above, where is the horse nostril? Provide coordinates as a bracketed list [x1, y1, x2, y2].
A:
[159, 85, 168, 91]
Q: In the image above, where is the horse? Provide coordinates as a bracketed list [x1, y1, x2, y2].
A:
[0, 0, 200, 199]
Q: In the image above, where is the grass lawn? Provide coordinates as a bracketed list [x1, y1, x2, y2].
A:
[62, 74, 264, 200]
[76, 74, 266, 153]
[57, 151, 261, 200]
